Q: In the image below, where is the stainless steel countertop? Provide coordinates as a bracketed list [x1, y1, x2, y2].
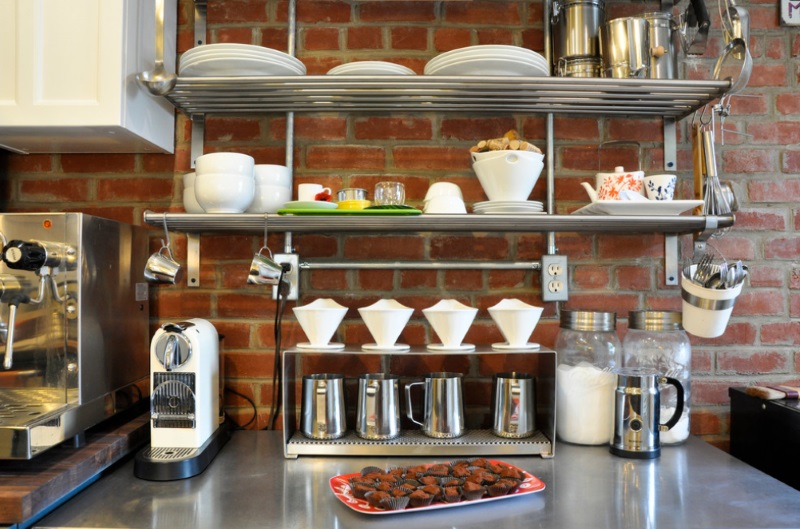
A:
[35, 432, 800, 529]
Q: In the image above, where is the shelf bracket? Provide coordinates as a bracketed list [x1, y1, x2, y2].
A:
[663, 117, 677, 171]
[665, 234, 679, 285]
[187, 233, 201, 287]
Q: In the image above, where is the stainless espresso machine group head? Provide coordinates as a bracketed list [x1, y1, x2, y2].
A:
[0, 213, 150, 459]
[134, 318, 230, 481]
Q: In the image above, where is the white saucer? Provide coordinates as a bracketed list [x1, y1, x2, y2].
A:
[362, 343, 411, 352]
[296, 342, 345, 350]
[427, 343, 476, 352]
[492, 342, 541, 351]
[283, 200, 338, 210]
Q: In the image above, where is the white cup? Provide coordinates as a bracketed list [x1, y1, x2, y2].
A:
[644, 174, 677, 201]
[424, 195, 467, 214]
[681, 264, 744, 338]
[298, 183, 332, 202]
[247, 165, 292, 213]
[424, 182, 463, 201]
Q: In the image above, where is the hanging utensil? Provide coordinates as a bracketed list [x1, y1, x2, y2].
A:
[679, 0, 711, 56]
[691, 121, 705, 215]
[136, 0, 177, 96]
[713, 38, 752, 96]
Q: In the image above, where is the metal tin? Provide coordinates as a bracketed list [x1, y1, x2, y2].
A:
[551, 0, 605, 66]
[600, 17, 651, 79]
[643, 12, 678, 79]
[557, 56, 603, 77]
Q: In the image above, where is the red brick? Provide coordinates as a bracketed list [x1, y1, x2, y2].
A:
[607, 118, 663, 143]
[354, 117, 433, 141]
[142, 153, 176, 173]
[553, 117, 601, 141]
[360, 2, 436, 23]
[688, 322, 757, 346]
[766, 36, 785, 60]
[20, 178, 91, 202]
[430, 235, 509, 260]
[392, 146, 468, 171]
[779, 93, 800, 115]
[765, 237, 800, 260]
[357, 270, 395, 291]
[444, 2, 521, 26]
[597, 234, 663, 259]
[97, 178, 174, 202]
[226, 351, 274, 378]
[747, 121, 800, 144]
[762, 321, 800, 345]
[400, 269, 437, 289]
[487, 269, 527, 290]
[444, 269, 484, 290]
[615, 265, 652, 291]
[748, 265, 785, 288]
[347, 26, 383, 49]
[306, 146, 385, 170]
[288, 116, 347, 140]
[690, 410, 723, 436]
[440, 118, 518, 141]
[692, 349, 713, 374]
[748, 64, 788, 87]
[302, 27, 340, 50]
[563, 293, 639, 314]
[344, 236, 425, 259]
[215, 321, 253, 349]
[521, 28, 544, 52]
[786, 151, 800, 173]
[218, 293, 281, 319]
[208, 0, 268, 23]
[297, 56, 340, 75]
[296, 1, 351, 23]
[722, 149, 774, 173]
[260, 28, 290, 51]
[202, 234, 260, 260]
[214, 27, 254, 44]
[691, 379, 740, 405]
[735, 290, 785, 316]
[433, 28, 471, 51]
[308, 269, 348, 290]
[733, 208, 786, 231]
[476, 29, 514, 45]
[391, 27, 428, 51]
[6, 154, 53, 172]
[151, 290, 214, 319]
[718, 350, 790, 375]
[294, 234, 339, 257]
[205, 117, 262, 142]
[573, 265, 610, 290]
[60, 154, 136, 173]
[749, 5, 781, 30]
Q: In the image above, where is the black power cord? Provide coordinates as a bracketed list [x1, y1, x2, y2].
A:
[224, 386, 257, 429]
[265, 265, 291, 430]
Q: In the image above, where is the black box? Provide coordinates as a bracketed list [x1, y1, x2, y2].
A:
[729, 387, 800, 491]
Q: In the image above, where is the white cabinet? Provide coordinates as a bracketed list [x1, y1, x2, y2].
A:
[0, 0, 176, 154]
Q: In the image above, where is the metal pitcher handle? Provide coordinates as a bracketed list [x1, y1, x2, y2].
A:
[404, 381, 424, 427]
[315, 382, 328, 431]
[659, 376, 685, 432]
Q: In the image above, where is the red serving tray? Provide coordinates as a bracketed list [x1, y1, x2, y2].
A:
[329, 459, 546, 516]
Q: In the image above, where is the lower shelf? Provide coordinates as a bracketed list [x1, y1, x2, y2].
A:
[286, 429, 553, 458]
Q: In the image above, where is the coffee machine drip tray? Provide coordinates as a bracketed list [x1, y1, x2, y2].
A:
[0, 389, 68, 427]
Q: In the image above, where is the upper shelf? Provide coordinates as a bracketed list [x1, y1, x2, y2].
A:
[164, 76, 731, 118]
[143, 211, 734, 235]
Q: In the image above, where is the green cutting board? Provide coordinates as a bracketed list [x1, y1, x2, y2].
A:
[278, 207, 422, 216]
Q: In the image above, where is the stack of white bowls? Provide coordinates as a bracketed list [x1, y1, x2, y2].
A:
[471, 150, 545, 202]
[182, 172, 203, 213]
[247, 164, 292, 213]
[194, 152, 256, 213]
[423, 182, 467, 214]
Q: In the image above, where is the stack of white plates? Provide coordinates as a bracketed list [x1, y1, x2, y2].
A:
[327, 61, 416, 76]
[424, 45, 549, 76]
[473, 200, 545, 214]
[179, 43, 306, 77]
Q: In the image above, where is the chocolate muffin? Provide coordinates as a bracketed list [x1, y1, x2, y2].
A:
[443, 486, 462, 503]
[461, 480, 486, 500]
[366, 490, 392, 507]
[351, 483, 376, 499]
[408, 489, 434, 507]
[421, 484, 442, 500]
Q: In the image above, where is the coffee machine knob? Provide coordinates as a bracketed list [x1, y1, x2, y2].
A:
[629, 418, 643, 432]
[3, 240, 47, 271]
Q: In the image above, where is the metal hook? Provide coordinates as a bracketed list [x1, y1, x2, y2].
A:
[161, 213, 174, 260]
[258, 214, 273, 259]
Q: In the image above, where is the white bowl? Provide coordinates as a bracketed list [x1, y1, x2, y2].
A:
[422, 299, 478, 348]
[488, 298, 544, 347]
[472, 152, 544, 202]
[293, 298, 348, 347]
[471, 149, 544, 164]
[195, 152, 255, 176]
[423, 195, 467, 214]
[254, 164, 292, 187]
[247, 184, 293, 213]
[424, 182, 463, 201]
[195, 172, 256, 213]
[358, 299, 414, 348]
[182, 172, 204, 213]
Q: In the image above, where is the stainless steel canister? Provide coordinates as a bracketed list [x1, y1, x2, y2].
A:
[643, 12, 679, 79]
[557, 56, 603, 77]
[551, 0, 605, 69]
[600, 17, 651, 79]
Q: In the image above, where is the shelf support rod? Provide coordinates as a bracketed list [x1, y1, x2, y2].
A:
[298, 260, 542, 271]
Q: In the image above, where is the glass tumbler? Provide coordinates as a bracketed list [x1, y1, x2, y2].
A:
[374, 182, 405, 205]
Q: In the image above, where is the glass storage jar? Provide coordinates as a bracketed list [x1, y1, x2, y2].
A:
[555, 310, 621, 445]
[622, 310, 691, 445]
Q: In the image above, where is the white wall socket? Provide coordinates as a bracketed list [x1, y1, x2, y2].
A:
[272, 253, 299, 301]
[541, 254, 568, 302]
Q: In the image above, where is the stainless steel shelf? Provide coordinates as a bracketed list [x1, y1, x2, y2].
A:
[164, 76, 731, 118]
[143, 211, 734, 235]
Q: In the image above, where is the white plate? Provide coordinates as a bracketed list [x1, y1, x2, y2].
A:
[180, 52, 305, 73]
[296, 342, 345, 351]
[179, 57, 305, 77]
[427, 53, 548, 74]
[572, 200, 704, 216]
[492, 342, 541, 351]
[474, 210, 546, 215]
[182, 43, 299, 60]
[427, 343, 476, 352]
[474, 200, 543, 208]
[473, 204, 543, 211]
[283, 200, 339, 210]
[328, 62, 416, 76]
[362, 343, 411, 352]
[427, 45, 547, 68]
[425, 57, 549, 77]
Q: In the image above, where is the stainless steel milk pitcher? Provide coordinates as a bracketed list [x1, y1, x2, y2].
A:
[610, 367, 685, 459]
[405, 372, 464, 438]
[356, 373, 400, 440]
[301, 373, 346, 440]
[492, 372, 536, 438]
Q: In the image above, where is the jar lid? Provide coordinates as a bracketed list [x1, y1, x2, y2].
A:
[628, 310, 683, 331]
[560, 310, 617, 332]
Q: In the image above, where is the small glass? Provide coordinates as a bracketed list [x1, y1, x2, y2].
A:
[374, 181, 405, 206]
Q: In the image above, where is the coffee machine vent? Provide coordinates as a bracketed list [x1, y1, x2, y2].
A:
[151, 376, 196, 429]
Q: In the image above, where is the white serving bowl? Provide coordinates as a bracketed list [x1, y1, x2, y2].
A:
[195, 152, 255, 176]
[358, 299, 414, 348]
[293, 298, 348, 347]
[182, 172, 204, 213]
[422, 299, 478, 348]
[247, 184, 293, 213]
[471, 149, 544, 164]
[472, 152, 544, 202]
[254, 164, 292, 187]
[488, 298, 544, 347]
[424, 182, 463, 201]
[194, 172, 256, 213]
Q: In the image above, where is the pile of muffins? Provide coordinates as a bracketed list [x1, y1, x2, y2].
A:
[348, 458, 528, 511]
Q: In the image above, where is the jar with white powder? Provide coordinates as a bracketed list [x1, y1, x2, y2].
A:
[622, 310, 691, 445]
[555, 310, 621, 445]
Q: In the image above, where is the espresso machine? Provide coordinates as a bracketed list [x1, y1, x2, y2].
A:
[134, 319, 230, 480]
[0, 213, 150, 459]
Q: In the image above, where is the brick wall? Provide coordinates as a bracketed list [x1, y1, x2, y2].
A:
[1, 0, 798, 450]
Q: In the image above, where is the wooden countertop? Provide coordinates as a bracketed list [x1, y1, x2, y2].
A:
[0, 411, 149, 524]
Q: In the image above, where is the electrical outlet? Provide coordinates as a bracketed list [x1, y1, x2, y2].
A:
[272, 253, 299, 301]
[541, 254, 568, 302]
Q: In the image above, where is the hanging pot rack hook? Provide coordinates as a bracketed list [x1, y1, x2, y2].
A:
[258, 214, 274, 259]
[161, 213, 175, 260]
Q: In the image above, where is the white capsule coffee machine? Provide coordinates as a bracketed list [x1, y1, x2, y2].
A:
[134, 318, 230, 480]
